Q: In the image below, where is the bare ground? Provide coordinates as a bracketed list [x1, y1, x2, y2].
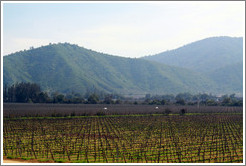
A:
[3, 157, 52, 163]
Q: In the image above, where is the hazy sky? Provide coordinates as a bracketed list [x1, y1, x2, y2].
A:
[2, 1, 245, 58]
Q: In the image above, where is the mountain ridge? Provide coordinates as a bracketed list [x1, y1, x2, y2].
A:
[3, 36, 243, 96]
[143, 36, 243, 73]
[142, 36, 243, 96]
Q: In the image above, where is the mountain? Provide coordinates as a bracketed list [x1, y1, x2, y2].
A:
[4, 43, 217, 96]
[143, 36, 243, 73]
[207, 62, 243, 93]
[143, 36, 243, 95]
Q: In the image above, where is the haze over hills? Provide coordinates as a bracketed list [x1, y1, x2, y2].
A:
[143, 36, 243, 73]
[3, 43, 215, 95]
[143, 36, 243, 96]
[3, 36, 243, 96]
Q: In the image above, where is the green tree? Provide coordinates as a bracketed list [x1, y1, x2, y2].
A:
[3, 84, 8, 102]
[56, 94, 65, 103]
[12, 82, 41, 102]
[161, 99, 167, 105]
[222, 97, 232, 106]
[206, 99, 218, 106]
[88, 93, 99, 104]
[36, 92, 49, 103]
[103, 94, 114, 104]
[176, 99, 185, 105]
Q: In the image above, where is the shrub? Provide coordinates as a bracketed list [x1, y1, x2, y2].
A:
[54, 159, 67, 163]
[96, 111, 105, 116]
[21, 157, 34, 160]
[7, 156, 16, 159]
[180, 109, 186, 115]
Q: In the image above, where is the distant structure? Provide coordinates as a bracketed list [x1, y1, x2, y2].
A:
[155, 107, 159, 110]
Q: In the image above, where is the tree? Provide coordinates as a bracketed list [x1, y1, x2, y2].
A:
[176, 93, 192, 101]
[87, 93, 99, 104]
[222, 97, 232, 106]
[180, 109, 186, 115]
[7, 84, 16, 102]
[3, 84, 8, 102]
[56, 94, 65, 103]
[176, 99, 185, 105]
[206, 99, 218, 106]
[161, 99, 167, 105]
[52, 93, 65, 103]
[200, 93, 209, 102]
[72, 97, 84, 104]
[11, 82, 41, 102]
[103, 94, 114, 104]
[36, 92, 49, 103]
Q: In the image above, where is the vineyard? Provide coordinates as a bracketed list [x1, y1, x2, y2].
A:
[3, 104, 243, 163]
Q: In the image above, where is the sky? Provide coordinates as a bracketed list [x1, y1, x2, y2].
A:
[2, 1, 245, 58]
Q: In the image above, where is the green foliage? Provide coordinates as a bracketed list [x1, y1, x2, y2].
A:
[4, 82, 243, 106]
[144, 36, 243, 96]
[54, 159, 67, 163]
[88, 93, 99, 104]
[4, 114, 243, 163]
[21, 157, 34, 160]
[221, 94, 243, 106]
[4, 82, 41, 103]
[7, 155, 17, 159]
[96, 111, 106, 116]
[206, 99, 218, 106]
[3, 42, 229, 96]
[207, 62, 243, 94]
[38, 159, 53, 162]
[103, 94, 114, 104]
[176, 99, 186, 105]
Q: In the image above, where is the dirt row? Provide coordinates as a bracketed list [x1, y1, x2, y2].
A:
[3, 156, 46, 163]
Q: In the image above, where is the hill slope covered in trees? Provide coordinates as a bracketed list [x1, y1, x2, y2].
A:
[143, 36, 243, 95]
[4, 43, 217, 95]
[3, 36, 243, 96]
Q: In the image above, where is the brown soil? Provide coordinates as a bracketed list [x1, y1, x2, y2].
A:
[3, 159, 31, 163]
[3, 156, 53, 163]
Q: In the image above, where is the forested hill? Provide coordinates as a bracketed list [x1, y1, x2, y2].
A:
[143, 36, 243, 96]
[3, 37, 243, 96]
[143, 36, 243, 73]
[4, 42, 216, 95]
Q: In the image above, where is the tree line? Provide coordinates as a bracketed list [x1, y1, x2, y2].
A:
[142, 93, 243, 106]
[3, 82, 243, 106]
[3, 82, 122, 104]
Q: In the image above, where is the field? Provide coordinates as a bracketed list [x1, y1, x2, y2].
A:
[3, 104, 243, 163]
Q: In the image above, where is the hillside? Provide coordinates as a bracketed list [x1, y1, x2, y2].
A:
[143, 36, 243, 73]
[207, 62, 243, 93]
[143, 36, 243, 95]
[3, 43, 217, 95]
